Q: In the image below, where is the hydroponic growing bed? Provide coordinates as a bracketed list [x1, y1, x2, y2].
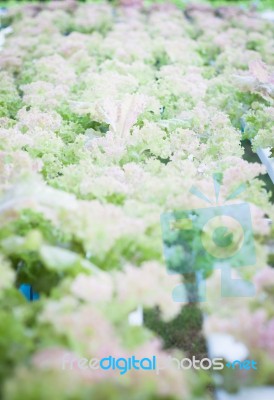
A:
[0, 1, 273, 399]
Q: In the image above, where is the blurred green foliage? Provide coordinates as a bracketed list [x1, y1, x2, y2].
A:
[0, 0, 273, 11]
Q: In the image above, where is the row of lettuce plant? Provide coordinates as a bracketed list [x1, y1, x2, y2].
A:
[0, 1, 273, 399]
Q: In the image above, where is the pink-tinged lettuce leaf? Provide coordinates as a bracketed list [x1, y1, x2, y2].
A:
[249, 59, 271, 84]
[96, 94, 156, 137]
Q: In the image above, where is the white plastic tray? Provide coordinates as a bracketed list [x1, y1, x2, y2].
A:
[257, 148, 274, 184]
